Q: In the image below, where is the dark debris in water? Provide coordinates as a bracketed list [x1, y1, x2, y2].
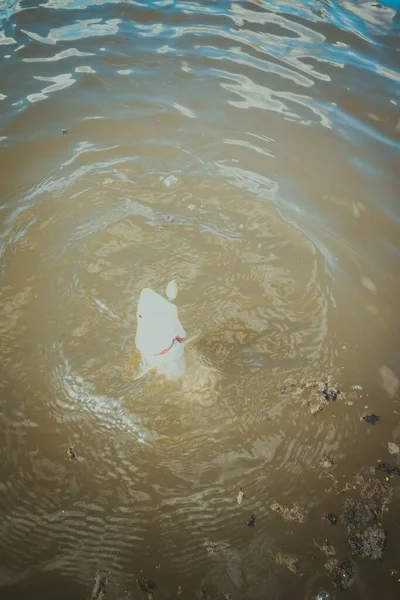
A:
[136, 578, 156, 599]
[325, 558, 355, 590]
[324, 512, 338, 525]
[346, 525, 387, 559]
[319, 382, 340, 402]
[67, 446, 76, 460]
[246, 513, 256, 527]
[282, 377, 343, 414]
[362, 414, 380, 425]
[377, 462, 400, 477]
[275, 552, 300, 575]
[90, 575, 107, 600]
[61, 128, 68, 135]
[340, 498, 381, 531]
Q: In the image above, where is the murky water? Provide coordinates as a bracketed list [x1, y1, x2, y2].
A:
[1, 0, 400, 598]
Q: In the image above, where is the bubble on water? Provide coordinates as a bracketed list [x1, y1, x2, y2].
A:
[166, 279, 178, 301]
[315, 592, 330, 600]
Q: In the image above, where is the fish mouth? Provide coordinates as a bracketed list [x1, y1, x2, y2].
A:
[152, 336, 185, 356]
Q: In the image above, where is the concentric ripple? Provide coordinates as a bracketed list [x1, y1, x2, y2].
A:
[0, 0, 399, 598]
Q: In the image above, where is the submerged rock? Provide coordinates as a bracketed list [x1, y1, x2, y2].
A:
[315, 541, 336, 558]
[318, 382, 340, 402]
[359, 476, 393, 507]
[319, 456, 335, 469]
[388, 442, 400, 455]
[275, 552, 300, 575]
[340, 498, 381, 530]
[325, 558, 355, 590]
[282, 377, 343, 414]
[346, 525, 387, 559]
[270, 501, 307, 523]
[362, 414, 380, 425]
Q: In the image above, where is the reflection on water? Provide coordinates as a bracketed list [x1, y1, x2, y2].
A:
[0, 0, 399, 598]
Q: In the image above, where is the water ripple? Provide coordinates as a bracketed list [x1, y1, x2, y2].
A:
[1, 0, 399, 598]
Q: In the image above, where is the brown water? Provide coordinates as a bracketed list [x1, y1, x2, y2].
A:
[1, 0, 400, 598]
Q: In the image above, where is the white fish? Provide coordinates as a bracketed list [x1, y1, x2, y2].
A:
[135, 282, 186, 381]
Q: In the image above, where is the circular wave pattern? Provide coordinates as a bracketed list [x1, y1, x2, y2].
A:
[0, 1, 399, 599]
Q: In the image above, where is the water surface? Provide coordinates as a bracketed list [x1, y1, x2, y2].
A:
[0, 0, 400, 598]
